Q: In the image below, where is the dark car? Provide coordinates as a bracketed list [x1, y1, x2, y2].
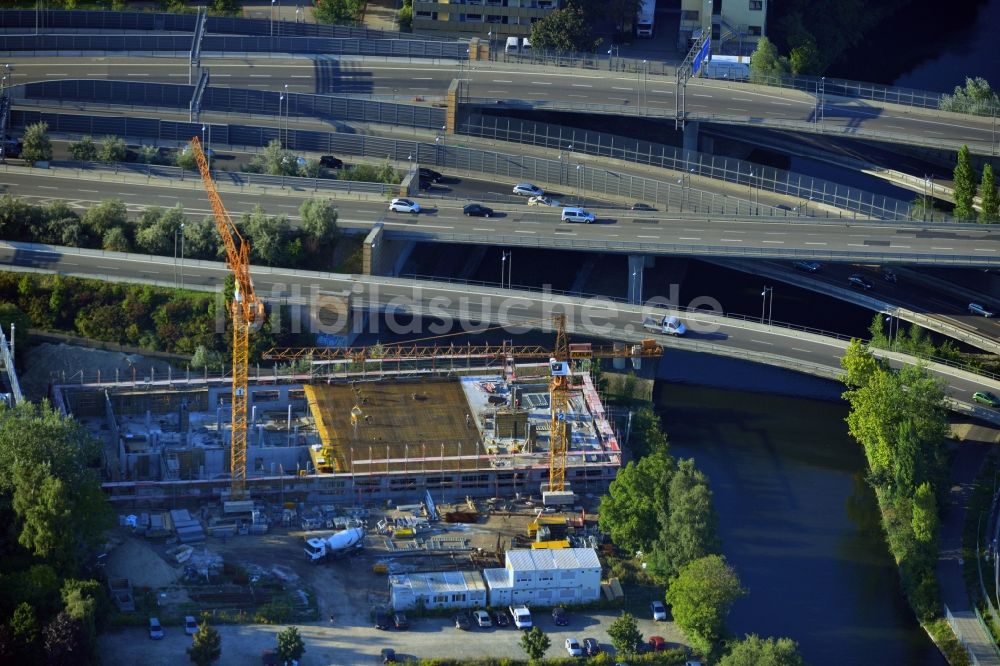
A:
[630, 202, 656, 211]
[381, 647, 398, 663]
[419, 167, 443, 182]
[374, 611, 391, 630]
[883, 268, 898, 283]
[551, 607, 569, 626]
[792, 260, 820, 273]
[848, 274, 874, 290]
[2, 137, 22, 158]
[583, 638, 601, 655]
[463, 203, 494, 218]
[261, 649, 280, 666]
[393, 612, 409, 630]
[493, 610, 511, 627]
[454, 612, 471, 630]
[320, 155, 343, 169]
[419, 178, 434, 190]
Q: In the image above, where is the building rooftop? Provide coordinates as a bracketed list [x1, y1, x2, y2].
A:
[505, 548, 601, 572]
[389, 570, 487, 597]
[482, 567, 513, 590]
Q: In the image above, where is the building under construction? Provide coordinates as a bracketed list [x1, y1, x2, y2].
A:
[58, 351, 638, 510]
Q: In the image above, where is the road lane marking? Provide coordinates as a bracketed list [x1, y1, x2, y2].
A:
[37, 186, 58, 190]
[514, 230, 536, 234]
[975, 248, 997, 252]
[804, 242, 827, 245]
[291, 75, 310, 78]
[751, 339, 774, 345]
[612, 86, 633, 91]
[531, 81, 552, 85]
[931, 246, 954, 250]
[771, 101, 792, 106]
[637, 235, 659, 239]
[720, 238, 743, 242]
[733, 97, 753, 102]
[761, 240, 784, 244]
[893, 245, 911, 249]
[45, 73, 68, 76]
[493, 80, 513, 83]
[678, 237, 701, 240]
[571, 84, 592, 88]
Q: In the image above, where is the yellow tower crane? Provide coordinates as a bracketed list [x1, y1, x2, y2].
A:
[191, 136, 265, 501]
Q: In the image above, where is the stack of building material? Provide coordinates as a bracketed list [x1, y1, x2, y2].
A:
[170, 509, 205, 543]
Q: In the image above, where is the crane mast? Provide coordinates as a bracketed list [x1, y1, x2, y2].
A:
[191, 136, 264, 500]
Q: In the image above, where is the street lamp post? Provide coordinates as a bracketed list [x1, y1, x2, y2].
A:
[575, 164, 583, 200]
[283, 84, 289, 147]
[279, 93, 285, 147]
[174, 223, 186, 289]
[760, 286, 773, 325]
[817, 76, 826, 125]
[501, 251, 512, 289]
[270, 0, 276, 38]
[884, 313, 898, 349]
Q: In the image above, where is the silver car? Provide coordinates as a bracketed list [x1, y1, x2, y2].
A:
[513, 183, 544, 197]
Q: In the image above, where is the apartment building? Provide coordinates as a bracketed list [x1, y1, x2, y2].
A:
[412, 0, 563, 37]
[679, 0, 767, 54]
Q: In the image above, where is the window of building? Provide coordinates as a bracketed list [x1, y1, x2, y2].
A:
[748, 25, 762, 35]
[464, 13, 483, 22]
[415, 11, 433, 18]
[749, 0, 763, 9]
[681, 9, 699, 21]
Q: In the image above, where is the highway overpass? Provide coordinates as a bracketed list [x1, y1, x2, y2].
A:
[2, 240, 998, 426]
[3, 166, 999, 268]
[3, 55, 996, 155]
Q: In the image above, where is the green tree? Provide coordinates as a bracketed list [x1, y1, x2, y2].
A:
[187, 620, 222, 666]
[9, 601, 40, 662]
[607, 611, 643, 655]
[97, 136, 127, 164]
[298, 158, 323, 178]
[300, 199, 339, 250]
[789, 37, 821, 75]
[21, 122, 53, 165]
[529, 8, 597, 53]
[258, 139, 299, 176]
[12, 465, 76, 570]
[979, 163, 999, 223]
[276, 626, 306, 664]
[518, 626, 550, 661]
[183, 218, 221, 260]
[136, 206, 185, 256]
[137, 145, 161, 164]
[0, 401, 113, 576]
[314, 0, 365, 23]
[242, 206, 294, 266]
[175, 147, 198, 171]
[719, 634, 806, 666]
[61, 579, 111, 633]
[839, 338, 882, 389]
[666, 555, 747, 656]
[598, 443, 674, 554]
[82, 198, 128, 237]
[749, 37, 790, 82]
[209, 0, 242, 15]
[102, 227, 131, 253]
[662, 458, 720, 578]
[940, 76, 999, 115]
[69, 136, 98, 161]
[397, 2, 412, 30]
[911, 481, 938, 543]
[953, 144, 977, 220]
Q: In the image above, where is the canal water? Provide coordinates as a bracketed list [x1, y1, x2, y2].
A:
[656, 379, 947, 665]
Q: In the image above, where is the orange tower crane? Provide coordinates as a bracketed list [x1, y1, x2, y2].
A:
[264, 315, 661, 496]
[191, 136, 265, 500]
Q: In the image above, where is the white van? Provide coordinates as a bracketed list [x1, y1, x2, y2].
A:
[505, 36, 520, 55]
[521, 37, 531, 54]
[561, 207, 596, 224]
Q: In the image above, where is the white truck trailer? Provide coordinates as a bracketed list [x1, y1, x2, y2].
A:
[636, 0, 656, 38]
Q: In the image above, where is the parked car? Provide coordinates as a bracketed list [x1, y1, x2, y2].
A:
[473, 610, 492, 627]
[969, 302, 995, 317]
[389, 198, 421, 214]
[381, 647, 398, 663]
[792, 260, 821, 273]
[848, 274, 874, 290]
[184, 615, 198, 636]
[148, 617, 164, 640]
[393, 612, 409, 630]
[648, 636, 668, 652]
[493, 610, 511, 627]
[463, 203, 494, 218]
[565, 637, 583, 657]
[551, 607, 569, 626]
[419, 167, 443, 182]
[973, 391, 1000, 407]
[261, 649, 280, 666]
[319, 155, 343, 169]
[630, 202, 656, 211]
[651, 600, 667, 621]
[528, 195, 560, 207]
[583, 638, 601, 655]
[418, 178, 434, 191]
[513, 183, 544, 197]
[454, 612, 472, 631]
[374, 611, 392, 630]
[1, 136, 22, 158]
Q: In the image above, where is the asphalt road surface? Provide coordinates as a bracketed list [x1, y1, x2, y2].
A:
[1, 168, 998, 264]
[5, 56, 996, 151]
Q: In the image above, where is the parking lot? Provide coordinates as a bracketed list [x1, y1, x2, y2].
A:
[99, 606, 685, 665]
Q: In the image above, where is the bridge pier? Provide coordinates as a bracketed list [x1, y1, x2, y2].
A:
[682, 121, 699, 154]
[362, 224, 415, 277]
[628, 254, 652, 304]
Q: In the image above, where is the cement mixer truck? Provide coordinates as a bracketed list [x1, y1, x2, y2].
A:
[304, 526, 365, 563]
